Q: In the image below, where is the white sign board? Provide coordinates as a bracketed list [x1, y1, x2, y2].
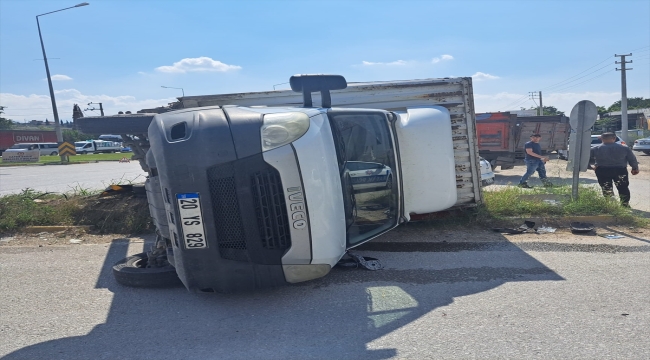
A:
[567, 100, 597, 172]
[1, 150, 41, 163]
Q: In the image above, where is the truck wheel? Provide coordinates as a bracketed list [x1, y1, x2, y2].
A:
[50, 151, 58, 156]
[112, 252, 182, 288]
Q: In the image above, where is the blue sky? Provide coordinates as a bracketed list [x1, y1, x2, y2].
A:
[1, 0, 649, 121]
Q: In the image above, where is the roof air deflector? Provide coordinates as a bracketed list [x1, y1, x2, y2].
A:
[289, 74, 347, 108]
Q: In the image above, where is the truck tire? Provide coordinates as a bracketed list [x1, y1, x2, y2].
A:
[112, 252, 182, 288]
[49, 151, 58, 156]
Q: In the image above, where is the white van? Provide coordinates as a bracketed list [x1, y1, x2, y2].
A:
[75, 140, 123, 154]
[98, 134, 123, 143]
[4, 142, 59, 156]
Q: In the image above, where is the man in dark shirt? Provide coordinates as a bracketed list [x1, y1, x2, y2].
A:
[519, 133, 552, 188]
[590, 132, 640, 207]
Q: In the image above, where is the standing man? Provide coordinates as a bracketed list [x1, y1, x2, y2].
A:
[590, 132, 639, 207]
[519, 133, 553, 188]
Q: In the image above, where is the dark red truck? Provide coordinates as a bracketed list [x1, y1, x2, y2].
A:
[475, 112, 569, 169]
[0, 130, 58, 153]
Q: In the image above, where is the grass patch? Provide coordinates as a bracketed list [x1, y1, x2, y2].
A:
[0, 188, 152, 234]
[479, 184, 645, 225]
[0, 152, 130, 166]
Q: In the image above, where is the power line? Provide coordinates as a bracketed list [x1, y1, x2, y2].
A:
[629, 45, 649, 52]
[552, 69, 615, 93]
[506, 98, 534, 111]
[500, 95, 529, 110]
[538, 55, 612, 91]
[542, 62, 613, 91]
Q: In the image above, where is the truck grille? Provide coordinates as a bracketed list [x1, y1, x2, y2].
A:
[252, 171, 291, 250]
[206, 159, 291, 263]
[206, 164, 248, 262]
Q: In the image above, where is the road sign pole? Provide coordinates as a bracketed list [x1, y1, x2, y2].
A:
[572, 102, 585, 199]
[568, 100, 598, 200]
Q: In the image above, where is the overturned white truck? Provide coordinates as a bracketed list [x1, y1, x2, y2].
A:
[77, 75, 482, 293]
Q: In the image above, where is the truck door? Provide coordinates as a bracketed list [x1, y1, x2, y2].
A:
[327, 110, 400, 249]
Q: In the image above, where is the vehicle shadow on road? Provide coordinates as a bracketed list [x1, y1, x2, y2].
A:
[4, 235, 564, 360]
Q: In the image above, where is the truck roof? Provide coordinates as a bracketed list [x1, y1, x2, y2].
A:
[180, 77, 471, 110]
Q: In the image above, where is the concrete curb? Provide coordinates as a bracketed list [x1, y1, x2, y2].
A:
[506, 215, 622, 226]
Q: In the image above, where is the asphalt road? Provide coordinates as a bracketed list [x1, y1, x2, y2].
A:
[0, 162, 147, 196]
[1, 234, 649, 359]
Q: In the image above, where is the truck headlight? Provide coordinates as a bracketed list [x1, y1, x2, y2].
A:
[261, 112, 310, 151]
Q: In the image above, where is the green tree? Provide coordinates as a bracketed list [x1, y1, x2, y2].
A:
[0, 106, 14, 129]
[62, 129, 92, 142]
[526, 106, 565, 116]
[606, 97, 650, 112]
[596, 106, 608, 117]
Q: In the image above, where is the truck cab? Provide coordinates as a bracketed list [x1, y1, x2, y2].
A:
[142, 75, 458, 292]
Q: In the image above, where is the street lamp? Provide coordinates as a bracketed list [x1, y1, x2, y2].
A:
[161, 86, 185, 97]
[36, 2, 89, 161]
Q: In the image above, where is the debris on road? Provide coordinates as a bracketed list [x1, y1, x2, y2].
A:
[600, 234, 626, 239]
[337, 252, 383, 270]
[492, 221, 536, 234]
[537, 226, 557, 234]
[570, 222, 595, 234]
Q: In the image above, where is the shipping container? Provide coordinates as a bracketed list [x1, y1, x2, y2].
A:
[0, 130, 58, 152]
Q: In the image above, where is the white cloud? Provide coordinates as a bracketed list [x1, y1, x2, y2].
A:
[472, 72, 500, 81]
[361, 60, 409, 66]
[155, 57, 242, 73]
[431, 54, 454, 64]
[0, 89, 176, 120]
[46, 74, 73, 81]
[473, 91, 620, 114]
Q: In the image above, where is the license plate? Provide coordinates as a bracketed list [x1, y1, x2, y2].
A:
[176, 193, 207, 249]
[485, 178, 494, 184]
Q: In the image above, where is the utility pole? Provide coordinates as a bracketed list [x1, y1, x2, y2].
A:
[86, 102, 104, 116]
[529, 91, 543, 115]
[615, 53, 633, 144]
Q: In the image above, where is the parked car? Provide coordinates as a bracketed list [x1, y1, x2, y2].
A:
[3, 142, 59, 156]
[479, 156, 495, 186]
[345, 161, 392, 191]
[558, 135, 625, 160]
[632, 137, 650, 155]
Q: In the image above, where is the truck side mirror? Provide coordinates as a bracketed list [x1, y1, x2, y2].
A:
[290, 74, 347, 108]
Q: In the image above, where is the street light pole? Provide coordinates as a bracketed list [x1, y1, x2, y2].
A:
[36, 2, 89, 161]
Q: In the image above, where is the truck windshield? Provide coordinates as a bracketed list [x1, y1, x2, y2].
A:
[328, 111, 398, 247]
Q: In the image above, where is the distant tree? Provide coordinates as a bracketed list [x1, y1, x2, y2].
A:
[62, 129, 92, 142]
[0, 106, 14, 129]
[542, 106, 564, 116]
[594, 117, 617, 133]
[596, 106, 608, 117]
[527, 106, 565, 116]
[606, 97, 650, 112]
[45, 118, 50, 126]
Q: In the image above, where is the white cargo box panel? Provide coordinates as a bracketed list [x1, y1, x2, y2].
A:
[180, 78, 482, 209]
